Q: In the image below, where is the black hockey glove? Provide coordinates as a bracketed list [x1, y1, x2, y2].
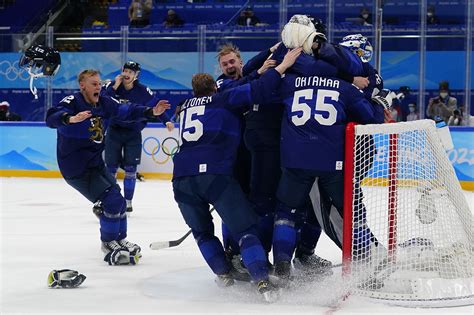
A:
[47, 269, 86, 288]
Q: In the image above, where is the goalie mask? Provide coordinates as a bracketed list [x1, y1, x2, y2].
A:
[339, 34, 373, 63]
[19, 44, 61, 99]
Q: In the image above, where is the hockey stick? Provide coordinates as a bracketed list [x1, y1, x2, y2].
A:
[149, 207, 216, 250]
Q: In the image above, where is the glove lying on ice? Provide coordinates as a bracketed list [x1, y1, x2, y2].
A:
[47, 269, 86, 288]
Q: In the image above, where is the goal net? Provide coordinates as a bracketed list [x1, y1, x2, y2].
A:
[342, 120, 473, 307]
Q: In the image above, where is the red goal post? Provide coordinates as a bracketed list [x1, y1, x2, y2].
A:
[342, 120, 473, 307]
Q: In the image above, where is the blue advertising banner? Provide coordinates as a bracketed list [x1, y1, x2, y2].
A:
[1, 123, 473, 190]
[2, 51, 473, 90]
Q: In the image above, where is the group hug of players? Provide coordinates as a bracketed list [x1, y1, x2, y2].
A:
[22, 14, 393, 301]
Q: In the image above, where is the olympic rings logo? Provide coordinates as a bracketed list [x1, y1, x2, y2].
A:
[142, 136, 180, 165]
[0, 60, 30, 81]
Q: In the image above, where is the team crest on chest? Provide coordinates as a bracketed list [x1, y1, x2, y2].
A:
[88, 117, 104, 143]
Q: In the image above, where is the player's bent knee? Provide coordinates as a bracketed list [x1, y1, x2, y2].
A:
[99, 185, 126, 217]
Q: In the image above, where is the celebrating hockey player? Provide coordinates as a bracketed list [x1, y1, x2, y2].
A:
[45, 69, 170, 265]
[266, 15, 392, 282]
[172, 48, 301, 302]
[101, 61, 174, 214]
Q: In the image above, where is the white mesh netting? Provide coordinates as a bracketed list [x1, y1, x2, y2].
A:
[347, 120, 473, 307]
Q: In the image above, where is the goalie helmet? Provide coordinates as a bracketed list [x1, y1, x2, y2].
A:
[19, 44, 61, 76]
[123, 61, 141, 73]
[339, 34, 373, 63]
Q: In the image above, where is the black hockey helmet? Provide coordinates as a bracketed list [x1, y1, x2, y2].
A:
[312, 18, 327, 37]
[306, 15, 327, 42]
[123, 61, 141, 72]
[19, 44, 61, 76]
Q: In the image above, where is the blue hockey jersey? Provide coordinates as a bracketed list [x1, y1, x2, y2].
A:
[278, 73, 385, 172]
[103, 80, 170, 131]
[172, 69, 282, 179]
[46, 92, 157, 178]
[317, 43, 384, 99]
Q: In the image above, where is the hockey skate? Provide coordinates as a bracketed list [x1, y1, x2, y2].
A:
[117, 238, 142, 263]
[136, 172, 145, 182]
[126, 200, 133, 214]
[92, 201, 103, 219]
[215, 273, 235, 288]
[257, 280, 280, 303]
[293, 252, 333, 277]
[102, 240, 132, 265]
[273, 261, 292, 287]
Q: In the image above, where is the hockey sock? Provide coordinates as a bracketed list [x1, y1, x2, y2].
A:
[99, 186, 126, 241]
[123, 165, 137, 201]
[238, 233, 269, 282]
[272, 206, 297, 264]
[118, 212, 127, 240]
[297, 221, 321, 255]
[222, 222, 240, 257]
[107, 165, 119, 178]
[196, 233, 230, 275]
[257, 213, 274, 253]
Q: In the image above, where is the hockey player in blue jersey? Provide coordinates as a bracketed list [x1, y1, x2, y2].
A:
[215, 43, 279, 262]
[172, 48, 301, 302]
[46, 69, 170, 265]
[273, 18, 393, 278]
[102, 61, 174, 214]
[269, 61, 391, 282]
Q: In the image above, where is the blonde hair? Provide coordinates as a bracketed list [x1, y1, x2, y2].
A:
[217, 43, 242, 62]
[78, 69, 100, 83]
[191, 73, 216, 97]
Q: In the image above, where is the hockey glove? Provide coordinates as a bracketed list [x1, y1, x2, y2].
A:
[47, 269, 86, 288]
[104, 248, 131, 265]
[371, 88, 394, 111]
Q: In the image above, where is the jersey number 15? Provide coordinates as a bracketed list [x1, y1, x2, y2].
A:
[179, 106, 205, 143]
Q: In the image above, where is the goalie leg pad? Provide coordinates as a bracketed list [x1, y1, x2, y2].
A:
[47, 269, 86, 288]
[104, 248, 131, 265]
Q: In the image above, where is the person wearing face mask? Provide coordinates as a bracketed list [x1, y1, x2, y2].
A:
[406, 103, 419, 121]
[359, 7, 372, 26]
[128, 0, 152, 28]
[236, 7, 261, 27]
[101, 61, 174, 215]
[427, 81, 458, 123]
[427, 6, 440, 25]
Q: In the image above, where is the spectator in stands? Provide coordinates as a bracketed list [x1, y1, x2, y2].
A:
[394, 86, 417, 121]
[406, 103, 419, 121]
[427, 6, 440, 25]
[427, 81, 458, 124]
[237, 7, 260, 27]
[128, 0, 152, 28]
[359, 7, 372, 26]
[0, 101, 21, 121]
[163, 9, 184, 28]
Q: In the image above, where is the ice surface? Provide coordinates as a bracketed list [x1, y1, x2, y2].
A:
[1, 178, 473, 314]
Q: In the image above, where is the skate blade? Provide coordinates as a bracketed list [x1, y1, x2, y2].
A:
[261, 289, 280, 303]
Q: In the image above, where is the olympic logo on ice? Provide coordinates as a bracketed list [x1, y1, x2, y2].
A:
[0, 60, 30, 81]
[142, 136, 180, 165]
